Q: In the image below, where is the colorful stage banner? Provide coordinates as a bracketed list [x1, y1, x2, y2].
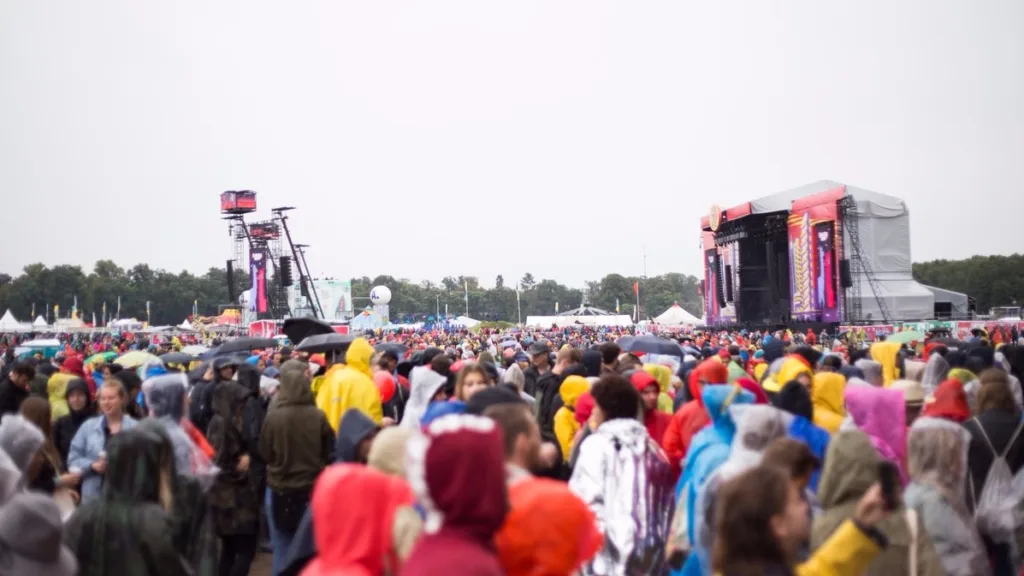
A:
[789, 213, 815, 320]
[249, 249, 268, 314]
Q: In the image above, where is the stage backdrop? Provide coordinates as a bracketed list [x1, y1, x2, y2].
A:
[788, 211, 840, 322]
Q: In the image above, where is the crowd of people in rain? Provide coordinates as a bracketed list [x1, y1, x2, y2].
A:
[2, 323, 1024, 575]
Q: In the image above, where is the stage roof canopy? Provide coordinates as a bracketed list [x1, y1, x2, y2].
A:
[701, 180, 906, 230]
[923, 285, 970, 317]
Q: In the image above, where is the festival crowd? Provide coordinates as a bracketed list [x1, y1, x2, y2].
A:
[1, 324, 1024, 575]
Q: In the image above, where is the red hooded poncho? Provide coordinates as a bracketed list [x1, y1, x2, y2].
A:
[403, 414, 508, 576]
[630, 371, 671, 450]
[302, 464, 415, 576]
[922, 378, 971, 423]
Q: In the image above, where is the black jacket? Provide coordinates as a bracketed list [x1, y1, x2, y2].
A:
[0, 378, 29, 417]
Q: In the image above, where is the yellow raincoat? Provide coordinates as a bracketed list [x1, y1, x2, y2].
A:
[552, 376, 590, 459]
[47, 373, 74, 421]
[315, 337, 383, 430]
[870, 342, 902, 387]
[714, 519, 881, 576]
[643, 364, 675, 414]
[811, 372, 846, 433]
[768, 356, 813, 394]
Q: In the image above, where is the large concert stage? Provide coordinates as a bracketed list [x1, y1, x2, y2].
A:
[699, 180, 935, 328]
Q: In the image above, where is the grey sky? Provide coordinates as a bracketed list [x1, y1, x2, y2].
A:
[2, 1, 1022, 288]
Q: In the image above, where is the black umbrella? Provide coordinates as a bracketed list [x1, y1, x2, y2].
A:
[374, 343, 409, 359]
[283, 317, 337, 345]
[295, 333, 356, 354]
[159, 352, 194, 365]
[618, 334, 685, 358]
[216, 337, 278, 355]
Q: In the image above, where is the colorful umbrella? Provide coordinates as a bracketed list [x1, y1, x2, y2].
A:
[114, 350, 160, 368]
[84, 351, 118, 367]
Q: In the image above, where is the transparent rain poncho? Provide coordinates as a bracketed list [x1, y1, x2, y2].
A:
[142, 373, 218, 490]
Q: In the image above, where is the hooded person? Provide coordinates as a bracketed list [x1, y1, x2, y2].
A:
[334, 408, 381, 464]
[64, 428, 193, 576]
[921, 378, 971, 423]
[45, 372, 74, 421]
[662, 358, 729, 472]
[630, 371, 672, 451]
[143, 373, 201, 476]
[812, 429, 946, 576]
[667, 383, 754, 572]
[315, 337, 383, 431]
[403, 414, 509, 576]
[811, 371, 846, 434]
[134, 420, 220, 576]
[301, 464, 417, 576]
[553, 376, 591, 460]
[682, 403, 794, 575]
[856, 359, 885, 387]
[870, 341, 903, 387]
[0, 490, 78, 576]
[259, 359, 335, 576]
[904, 417, 991, 576]
[205, 368, 261, 576]
[52, 376, 94, 467]
[280, 407, 382, 575]
[643, 363, 676, 414]
[496, 477, 603, 576]
[367, 426, 423, 561]
[772, 380, 831, 492]
[400, 365, 449, 430]
[844, 385, 908, 483]
[581, 348, 602, 379]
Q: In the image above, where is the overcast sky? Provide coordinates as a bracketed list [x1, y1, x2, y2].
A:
[2, 1, 1022, 288]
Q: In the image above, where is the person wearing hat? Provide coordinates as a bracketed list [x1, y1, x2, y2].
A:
[891, 379, 926, 426]
[522, 342, 550, 398]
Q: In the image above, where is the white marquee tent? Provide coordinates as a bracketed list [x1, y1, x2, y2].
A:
[655, 303, 702, 326]
[0, 310, 31, 333]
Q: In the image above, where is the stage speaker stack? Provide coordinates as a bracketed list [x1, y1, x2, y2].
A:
[226, 260, 236, 302]
[715, 258, 726, 305]
[725, 265, 734, 302]
[279, 256, 294, 287]
[839, 259, 853, 288]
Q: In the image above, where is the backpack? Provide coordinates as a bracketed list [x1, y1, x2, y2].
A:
[969, 417, 1024, 544]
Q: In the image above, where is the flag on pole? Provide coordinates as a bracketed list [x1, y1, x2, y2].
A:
[30, 303, 35, 319]
[92, 311, 96, 326]
[616, 298, 620, 313]
[146, 301, 151, 323]
[54, 304, 59, 318]
[555, 302, 559, 313]
[515, 284, 520, 303]
[633, 281, 639, 295]
[116, 296, 121, 319]
[102, 302, 107, 325]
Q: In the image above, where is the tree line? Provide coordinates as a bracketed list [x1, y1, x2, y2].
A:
[0, 260, 702, 325]
[912, 254, 1024, 315]
[0, 254, 1017, 326]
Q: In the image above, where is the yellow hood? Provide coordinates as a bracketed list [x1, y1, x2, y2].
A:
[345, 337, 374, 379]
[870, 342, 901, 387]
[812, 372, 846, 416]
[777, 357, 812, 388]
[559, 376, 590, 408]
[643, 364, 672, 394]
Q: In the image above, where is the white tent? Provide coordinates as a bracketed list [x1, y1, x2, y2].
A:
[525, 314, 633, 327]
[0, 310, 31, 333]
[178, 319, 195, 331]
[32, 316, 48, 328]
[451, 316, 481, 328]
[655, 303, 702, 326]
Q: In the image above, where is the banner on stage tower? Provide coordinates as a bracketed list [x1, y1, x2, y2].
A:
[249, 249, 268, 314]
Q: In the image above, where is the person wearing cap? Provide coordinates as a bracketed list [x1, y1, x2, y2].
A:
[522, 342, 550, 398]
[891, 379, 926, 426]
